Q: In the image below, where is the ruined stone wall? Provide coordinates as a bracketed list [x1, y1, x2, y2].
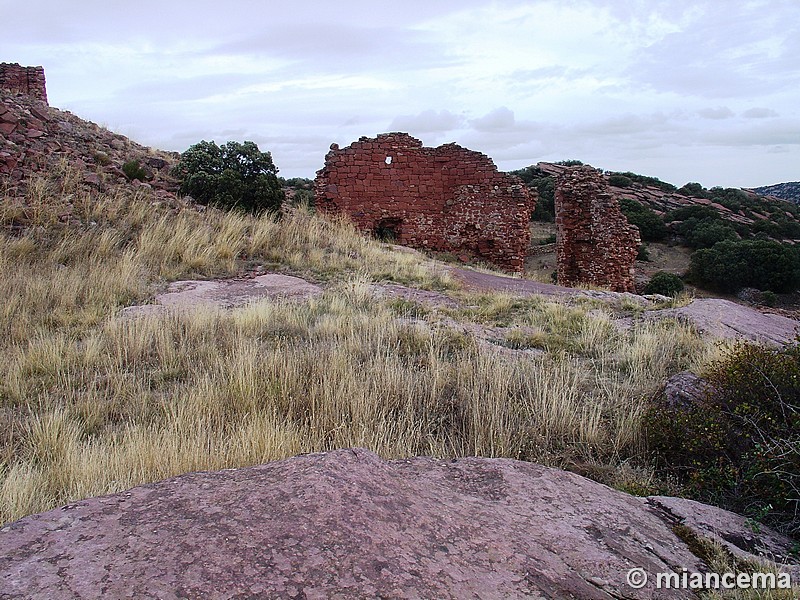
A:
[315, 133, 535, 272]
[555, 166, 640, 293]
[0, 64, 47, 104]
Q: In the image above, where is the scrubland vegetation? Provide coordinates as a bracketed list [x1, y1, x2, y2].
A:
[513, 164, 800, 297]
[0, 167, 728, 526]
[1, 164, 798, 550]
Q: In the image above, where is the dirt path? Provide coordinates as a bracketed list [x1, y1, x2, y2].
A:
[448, 266, 576, 296]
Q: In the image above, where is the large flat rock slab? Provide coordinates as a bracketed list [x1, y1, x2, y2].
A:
[649, 298, 799, 346]
[122, 273, 323, 316]
[4, 449, 796, 599]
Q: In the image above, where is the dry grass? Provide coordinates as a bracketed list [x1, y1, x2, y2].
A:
[0, 177, 724, 525]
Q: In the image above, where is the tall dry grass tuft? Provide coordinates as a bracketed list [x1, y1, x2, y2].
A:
[1, 180, 720, 525]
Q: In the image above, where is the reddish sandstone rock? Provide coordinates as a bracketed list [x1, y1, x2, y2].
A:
[2, 449, 798, 599]
[556, 166, 641, 292]
[315, 133, 535, 273]
[0, 86, 178, 196]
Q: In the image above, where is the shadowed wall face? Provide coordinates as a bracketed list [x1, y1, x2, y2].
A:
[555, 166, 641, 293]
[315, 133, 535, 272]
[0, 64, 47, 104]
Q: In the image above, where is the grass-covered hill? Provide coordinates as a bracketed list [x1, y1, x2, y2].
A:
[1, 90, 798, 544]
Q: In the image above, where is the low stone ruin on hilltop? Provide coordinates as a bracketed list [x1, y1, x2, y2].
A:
[315, 133, 535, 272]
[316, 134, 642, 290]
[0, 63, 47, 105]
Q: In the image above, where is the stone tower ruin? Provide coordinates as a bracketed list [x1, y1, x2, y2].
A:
[0, 63, 48, 104]
[315, 133, 535, 272]
[555, 166, 640, 293]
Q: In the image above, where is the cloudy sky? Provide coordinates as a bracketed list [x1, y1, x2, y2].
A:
[4, 0, 798, 187]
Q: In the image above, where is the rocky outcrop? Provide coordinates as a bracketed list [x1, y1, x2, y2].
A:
[1, 449, 797, 599]
[647, 298, 800, 347]
[315, 133, 535, 272]
[537, 161, 765, 227]
[0, 89, 178, 196]
[120, 273, 323, 317]
[752, 182, 800, 206]
[555, 166, 641, 292]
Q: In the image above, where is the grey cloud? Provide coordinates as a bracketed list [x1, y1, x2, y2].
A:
[697, 107, 734, 120]
[209, 22, 453, 74]
[470, 107, 516, 132]
[388, 109, 465, 133]
[628, 3, 800, 98]
[742, 107, 778, 119]
[702, 119, 800, 147]
[114, 73, 266, 103]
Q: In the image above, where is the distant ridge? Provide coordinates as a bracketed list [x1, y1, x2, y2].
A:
[752, 182, 800, 205]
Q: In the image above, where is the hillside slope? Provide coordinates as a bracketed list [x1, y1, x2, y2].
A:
[753, 181, 800, 205]
[0, 90, 177, 196]
[534, 161, 800, 233]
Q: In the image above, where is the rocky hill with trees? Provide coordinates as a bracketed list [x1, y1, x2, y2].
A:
[753, 181, 800, 205]
[513, 161, 800, 297]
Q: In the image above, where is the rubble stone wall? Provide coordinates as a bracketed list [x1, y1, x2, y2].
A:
[314, 133, 535, 272]
[0, 64, 47, 104]
[555, 166, 641, 293]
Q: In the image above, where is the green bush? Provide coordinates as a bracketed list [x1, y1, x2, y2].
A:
[645, 342, 800, 537]
[688, 239, 800, 293]
[678, 182, 709, 198]
[619, 198, 668, 241]
[608, 174, 633, 188]
[173, 140, 284, 214]
[643, 271, 684, 296]
[760, 291, 778, 307]
[122, 160, 148, 182]
[509, 166, 555, 221]
[608, 171, 677, 193]
[683, 220, 738, 249]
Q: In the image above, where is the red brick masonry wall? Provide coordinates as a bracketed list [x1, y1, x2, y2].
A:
[315, 133, 535, 272]
[0, 64, 47, 105]
[555, 166, 641, 293]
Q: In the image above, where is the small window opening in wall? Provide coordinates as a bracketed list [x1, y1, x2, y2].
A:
[374, 218, 402, 242]
[385, 156, 393, 165]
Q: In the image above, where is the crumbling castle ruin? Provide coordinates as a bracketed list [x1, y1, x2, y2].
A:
[555, 166, 640, 293]
[0, 63, 47, 104]
[315, 133, 535, 272]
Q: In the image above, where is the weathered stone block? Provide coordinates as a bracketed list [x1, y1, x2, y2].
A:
[555, 166, 641, 292]
[0, 63, 47, 104]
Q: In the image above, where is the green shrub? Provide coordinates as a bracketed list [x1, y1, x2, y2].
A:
[620, 198, 668, 241]
[645, 341, 800, 537]
[643, 271, 684, 296]
[509, 166, 555, 222]
[760, 291, 778, 307]
[173, 140, 284, 214]
[608, 174, 633, 187]
[688, 239, 800, 293]
[683, 220, 738, 249]
[678, 182, 709, 198]
[122, 160, 148, 182]
[608, 171, 677, 193]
